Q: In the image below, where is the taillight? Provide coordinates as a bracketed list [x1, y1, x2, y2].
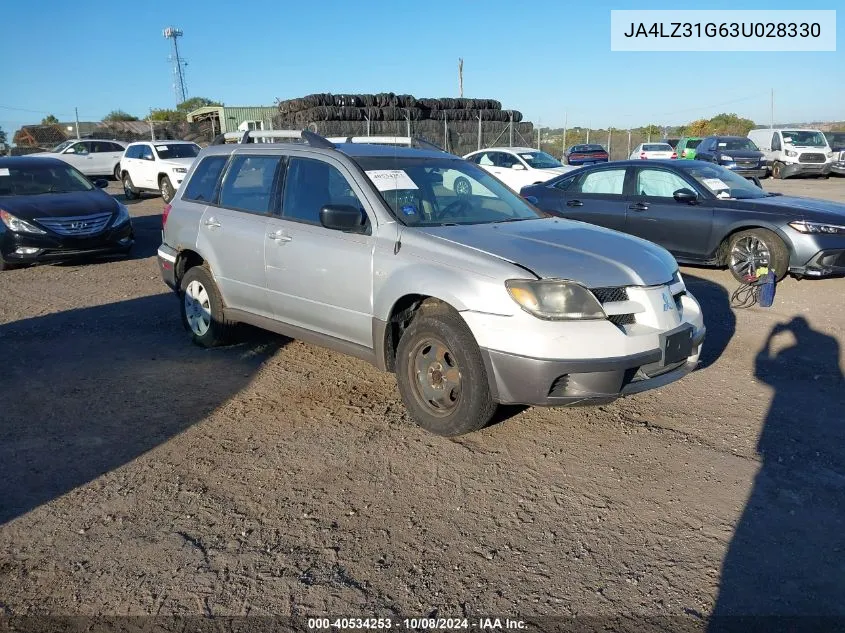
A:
[671, 152, 678, 159]
[162, 203, 171, 228]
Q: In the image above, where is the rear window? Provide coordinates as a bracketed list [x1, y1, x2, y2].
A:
[183, 156, 228, 203]
[686, 139, 703, 149]
[572, 145, 605, 153]
[644, 144, 673, 152]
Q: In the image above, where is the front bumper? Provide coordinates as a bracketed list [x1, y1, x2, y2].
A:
[722, 163, 767, 177]
[786, 229, 845, 277]
[781, 162, 832, 178]
[480, 326, 705, 406]
[830, 161, 845, 175]
[0, 222, 134, 264]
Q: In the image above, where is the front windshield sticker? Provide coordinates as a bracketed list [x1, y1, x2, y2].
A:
[702, 177, 729, 191]
[718, 142, 727, 147]
[520, 154, 534, 159]
[0, 168, 9, 177]
[401, 204, 417, 216]
[365, 169, 418, 191]
[716, 191, 731, 199]
[783, 137, 793, 143]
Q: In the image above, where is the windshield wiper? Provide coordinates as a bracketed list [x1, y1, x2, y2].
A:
[493, 217, 533, 224]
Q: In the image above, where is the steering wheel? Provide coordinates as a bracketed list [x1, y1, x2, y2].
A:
[436, 198, 472, 221]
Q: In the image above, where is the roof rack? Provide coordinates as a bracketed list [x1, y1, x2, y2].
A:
[326, 135, 446, 152]
[209, 129, 336, 149]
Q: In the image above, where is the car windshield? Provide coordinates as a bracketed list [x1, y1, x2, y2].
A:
[781, 131, 827, 147]
[519, 151, 563, 169]
[154, 144, 200, 159]
[353, 156, 544, 227]
[681, 163, 767, 200]
[50, 140, 74, 153]
[716, 138, 758, 151]
[644, 144, 673, 152]
[0, 162, 94, 196]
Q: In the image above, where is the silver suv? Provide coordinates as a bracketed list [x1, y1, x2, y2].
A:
[157, 131, 706, 436]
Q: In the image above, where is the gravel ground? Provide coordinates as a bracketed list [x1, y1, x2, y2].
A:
[1, 178, 844, 624]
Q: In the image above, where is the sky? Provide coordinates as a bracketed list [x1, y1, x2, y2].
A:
[1, 0, 842, 139]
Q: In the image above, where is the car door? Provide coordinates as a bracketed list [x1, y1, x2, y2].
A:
[60, 141, 93, 174]
[264, 154, 375, 347]
[136, 144, 158, 189]
[195, 153, 278, 316]
[624, 166, 714, 260]
[88, 141, 114, 175]
[550, 166, 629, 231]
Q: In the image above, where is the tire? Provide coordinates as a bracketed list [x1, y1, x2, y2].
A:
[454, 176, 471, 197]
[122, 173, 139, 200]
[179, 266, 233, 348]
[771, 161, 785, 179]
[395, 302, 497, 436]
[159, 175, 175, 203]
[113, 163, 121, 181]
[727, 228, 790, 283]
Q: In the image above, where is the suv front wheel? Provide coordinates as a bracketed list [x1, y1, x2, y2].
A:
[160, 175, 176, 203]
[395, 302, 497, 436]
[179, 266, 233, 347]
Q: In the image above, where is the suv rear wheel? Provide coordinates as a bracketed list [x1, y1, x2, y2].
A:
[179, 266, 232, 347]
[395, 302, 497, 436]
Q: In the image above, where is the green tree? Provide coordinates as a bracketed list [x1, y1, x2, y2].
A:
[41, 114, 59, 125]
[707, 112, 755, 135]
[176, 97, 222, 115]
[104, 109, 139, 122]
[0, 125, 7, 147]
[684, 118, 710, 137]
[149, 108, 183, 122]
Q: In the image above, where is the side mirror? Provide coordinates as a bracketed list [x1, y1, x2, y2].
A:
[511, 163, 526, 170]
[523, 195, 539, 205]
[673, 188, 698, 204]
[93, 179, 109, 189]
[319, 204, 366, 232]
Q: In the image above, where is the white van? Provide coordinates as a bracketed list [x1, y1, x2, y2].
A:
[747, 128, 834, 179]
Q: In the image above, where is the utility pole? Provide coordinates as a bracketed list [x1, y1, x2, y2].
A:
[607, 128, 611, 157]
[74, 107, 80, 139]
[508, 111, 514, 146]
[562, 111, 567, 158]
[537, 126, 541, 150]
[627, 129, 632, 156]
[477, 113, 482, 151]
[458, 58, 464, 97]
[586, 123, 590, 144]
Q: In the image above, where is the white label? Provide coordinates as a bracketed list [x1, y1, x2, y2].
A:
[718, 142, 727, 147]
[520, 154, 534, 159]
[365, 169, 418, 191]
[156, 145, 169, 151]
[702, 177, 729, 190]
[783, 137, 793, 143]
[0, 168, 9, 176]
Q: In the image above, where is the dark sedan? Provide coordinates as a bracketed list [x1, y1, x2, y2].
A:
[564, 144, 609, 166]
[521, 159, 845, 282]
[0, 156, 134, 270]
[694, 136, 768, 179]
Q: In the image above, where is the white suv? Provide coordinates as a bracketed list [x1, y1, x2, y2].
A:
[36, 139, 127, 179]
[120, 141, 201, 202]
[459, 147, 576, 192]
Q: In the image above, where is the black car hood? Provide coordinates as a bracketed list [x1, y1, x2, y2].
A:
[718, 150, 763, 159]
[741, 195, 845, 224]
[0, 189, 117, 220]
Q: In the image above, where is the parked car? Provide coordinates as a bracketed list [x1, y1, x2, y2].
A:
[693, 136, 767, 180]
[33, 139, 127, 179]
[0, 156, 134, 270]
[824, 131, 845, 176]
[630, 143, 676, 160]
[460, 147, 576, 192]
[662, 137, 680, 149]
[120, 140, 201, 203]
[675, 137, 703, 160]
[747, 128, 833, 179]
[157, 131, 705, 436]
[564, 144, 609, 166]
[520, 159, 845, 282]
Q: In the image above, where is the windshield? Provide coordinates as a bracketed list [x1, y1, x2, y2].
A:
[686, 139, 703, 149]
[781, 131, 827, 147]
[354, 156, 544, 227]
[519, 151, 563, 169]
[682, 163, 767, 200]
[644, 144, 673, 152]
[716, 138, 758, 151]
[154, 143, 200, 159]
[50, 140, 74, 153]
[0, 162, 94, 196]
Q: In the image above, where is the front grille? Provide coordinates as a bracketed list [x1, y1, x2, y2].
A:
[736, 159, 758, 167]
[798, 153, 826, 164]
[35, 212, 113, 236]
[591, 287, 628, 303]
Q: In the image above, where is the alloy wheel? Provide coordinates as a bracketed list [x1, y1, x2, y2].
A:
[730, 235, 771, 278]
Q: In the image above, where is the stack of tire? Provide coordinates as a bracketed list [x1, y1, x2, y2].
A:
[274, 93, 534, 156]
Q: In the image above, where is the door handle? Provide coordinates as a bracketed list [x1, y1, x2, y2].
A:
[566, 199, 584, 207]
[267, 230, 292, 242]
[203, 217, 221, 228]
[628, 202, 649, 211]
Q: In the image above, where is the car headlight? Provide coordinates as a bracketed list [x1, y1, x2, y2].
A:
[720, 155, 734, 162]
[788, 220, 845, 235]
[112, 202, 131, 226]
[506, 279, 606, 320]
[0, 209, 47, 234]
[827, 151, 835, 158]
[172, 167, 187, 174]
[785, 150, 798, 157]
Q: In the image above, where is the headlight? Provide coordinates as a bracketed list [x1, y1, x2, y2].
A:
[785, 150, 798, 157]
[827, 151, 835, 158]
[0, 209, 47, 234]
[112, 203, 131, 226]
[506, 279, 606, 320]
[788, 220, 845, 235]
[720, 155, 734, 162]
[172, 167, 187, 174]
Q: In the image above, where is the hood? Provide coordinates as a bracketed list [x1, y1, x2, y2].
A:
[160, 158, 195, 169]
[0, 189, 117, 220]
[717, 149, 763, 159]
[744, 195, 845, 224]
[418, 217, 677, 288]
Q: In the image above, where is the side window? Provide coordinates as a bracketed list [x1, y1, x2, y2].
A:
[282, 158, 364, 225]
[183, 156, 229, 203]
[140, 145, 154, 161]
[108, 142, 124, 153]
[571, 168, 626, 195]
[91, 142, 109, 153]
[475, 152, 495, 166]
[68, 142, 88, 154]
[553, 174, 577, 191]
[218, 154, 281, 214]
[496, 152, 519, 168]
[636, 169, 691, 198]
[771, 133, 781, 151]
